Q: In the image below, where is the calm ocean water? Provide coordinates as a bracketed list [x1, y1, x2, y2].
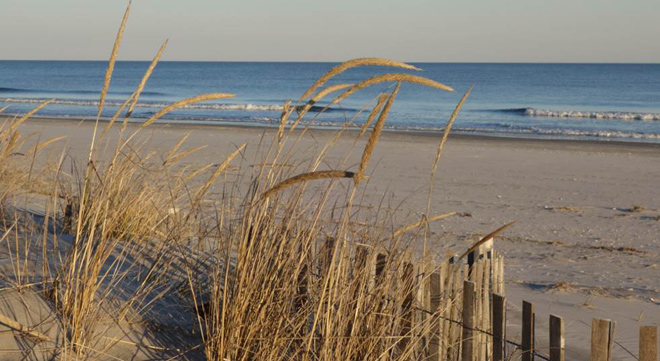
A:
[1, 61, 660, 142]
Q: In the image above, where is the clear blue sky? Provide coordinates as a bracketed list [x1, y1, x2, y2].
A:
[1, 0, 658, 62]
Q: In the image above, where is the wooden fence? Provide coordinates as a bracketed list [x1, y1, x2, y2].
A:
[342, 239, 658, 361]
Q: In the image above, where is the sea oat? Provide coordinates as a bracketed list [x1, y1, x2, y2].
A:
[141, 93, 235, 128]
[126, 39, 169, 118]
[431, 86, 473, 176]
[355, 83, 400, 185]
[330, 74, 453, 106]
[299, 58, 421, 101]
[262, 170, 355, 199]
[392, 212, 458, 238]
[98, 1, 131, 118]
[358, 93, 389, 138]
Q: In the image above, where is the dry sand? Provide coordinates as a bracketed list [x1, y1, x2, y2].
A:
[7, 116, 660, 359]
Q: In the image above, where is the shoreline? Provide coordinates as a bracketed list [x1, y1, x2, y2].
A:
[7, 114, 660, 154]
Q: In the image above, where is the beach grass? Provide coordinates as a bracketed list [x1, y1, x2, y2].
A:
[0, 4, 481, 360]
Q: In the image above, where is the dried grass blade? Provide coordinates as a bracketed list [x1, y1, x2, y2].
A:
[331, 74, 453, 106]
[195, 143, 246, 199]
[101, 91, 136, 139]
[278, 100, 292, 141]
[299, 58, 420, 101]
[165, 133, 191, 160]
[98, 0, 131, 118]
[355, 83, 400, 184]
[459, 221, 515, 260]
[0, 313, 51, 341]
[261, 170, 355, 199]
[29, 136, 67, 153]
[126, 39, 169, 118]
[142, 93, 235, 128]
[165, 145, 207, 165]
[183, 163, 214, 183]
[431, 85, 472, 175]
[14, 99, 54, 126]
[358, 93, 389, 138]
[392, 212, 458, 238]
[291, 83, 354, 131]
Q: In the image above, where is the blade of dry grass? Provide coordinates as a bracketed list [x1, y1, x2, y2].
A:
[290, 83, 355, 132]
[0, 313, 51, 341]
[165, 145, 207, 165]
[126, 39, 169, 118]
[299, 58, 420, 101]
[98, 0, 131, 119]
[29, 136, 67, 154]
[459, 221, 515, 260]
[358, 93, 389, 138]
[430, 85, 472, 176]
[354, 83, 400, 185]
[194, 143, 246, 202]
[277, 100, 292, 142]
[141, 93, 235, 128]
[100, 91, 136, 139]
[391, 212, 458, 238]
[330, 74, 453, 106]
[261, 170, 356, 200]
[14, 99, 55, 128]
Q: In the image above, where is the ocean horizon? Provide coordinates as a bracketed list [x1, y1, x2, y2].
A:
[2, 60, 660, 143]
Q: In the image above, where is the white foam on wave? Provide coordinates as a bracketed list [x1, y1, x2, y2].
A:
[454, 126, 660, 140]
[523, 108, 660, 122]
[0, 97, 284, 112]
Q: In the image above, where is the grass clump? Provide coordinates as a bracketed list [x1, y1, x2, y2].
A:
[0, 3, 489, 360]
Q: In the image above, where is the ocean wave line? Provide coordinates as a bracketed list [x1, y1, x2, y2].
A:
[0, 87, 165, 96]
[0, 97, 357, 113]
[452, 125, 660, 140]
[500, 107, 660, 122]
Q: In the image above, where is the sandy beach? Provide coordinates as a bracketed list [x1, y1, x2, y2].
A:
[5, 116, 660, 359]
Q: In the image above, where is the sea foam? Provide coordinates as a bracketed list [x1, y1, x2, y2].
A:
[521, 108, 660, 122]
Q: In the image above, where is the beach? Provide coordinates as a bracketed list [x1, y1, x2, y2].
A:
[17, 116, 660, 296]
[5, 116, 660, 359]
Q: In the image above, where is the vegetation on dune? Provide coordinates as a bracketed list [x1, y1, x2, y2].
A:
[0, 2, 484, 360]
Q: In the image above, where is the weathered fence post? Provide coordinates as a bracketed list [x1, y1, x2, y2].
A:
[447, 261, 462, 361]
[639, 326, 657, 361]
[482, 255, 491, 360]
[399, 262, 416, 353]
[549, 314, 565, 361]
[492, 293, 506, 361]
[591, 318, 615, 361]
[462, 280, 476, 361]
[473, 258, 484, 361]
[427, 270, 442, 361]
[522, 301, 535, 361]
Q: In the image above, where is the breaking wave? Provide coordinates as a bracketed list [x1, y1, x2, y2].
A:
[500, 107, 660, 122]
[452, 126, 660, 140]
[0, 87, 165, 96]
[0, 97, 353, 113]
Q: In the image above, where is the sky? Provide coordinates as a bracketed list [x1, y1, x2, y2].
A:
[1, 0, 659, 63]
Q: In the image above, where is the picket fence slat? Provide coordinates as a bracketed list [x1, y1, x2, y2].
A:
[550, 314, 565, 361]
[591, 319, 615, 361]
[639, 326, 657, 361]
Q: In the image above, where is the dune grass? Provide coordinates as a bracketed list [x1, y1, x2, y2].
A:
[0, 4, 493, 360]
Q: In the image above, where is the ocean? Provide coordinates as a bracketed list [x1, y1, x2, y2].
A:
[1, 61, 659, 143]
